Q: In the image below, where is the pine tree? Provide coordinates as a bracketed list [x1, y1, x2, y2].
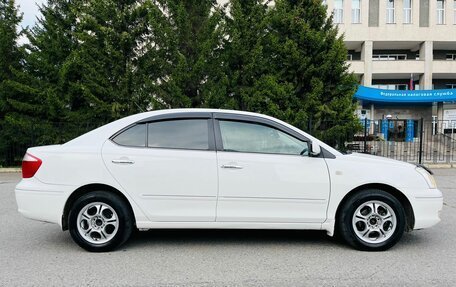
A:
[205, 0, 296, 121]
[0, 0, 23, 120]
[140, 0, 225, 109]
[0, 0, 24, 165]
[206, 0, 359, 144]
[62, 0, 152, 121]
[1, 0, 80, 145]
[268, 0, 359, 138]
[0, 0, 359, 166]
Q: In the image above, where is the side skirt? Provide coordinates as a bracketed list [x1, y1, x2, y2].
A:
[136, 221, 324, 231]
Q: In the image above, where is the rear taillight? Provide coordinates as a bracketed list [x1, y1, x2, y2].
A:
[22, 153, 42, 178]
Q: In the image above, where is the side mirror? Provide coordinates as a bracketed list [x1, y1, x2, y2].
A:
[310, 142, 321, 157]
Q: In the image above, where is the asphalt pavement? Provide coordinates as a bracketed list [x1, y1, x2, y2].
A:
[1, 170, 455, 286]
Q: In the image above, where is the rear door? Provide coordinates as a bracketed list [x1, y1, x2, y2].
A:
[102, 114, 218, 222]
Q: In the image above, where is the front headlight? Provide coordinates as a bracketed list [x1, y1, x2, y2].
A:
[416, 166, 437, 189]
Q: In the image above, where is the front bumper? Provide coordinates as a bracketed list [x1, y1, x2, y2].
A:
[15, 178, 74, 227]
[408, 188, 443, 230]
[412, 196, 443, 229]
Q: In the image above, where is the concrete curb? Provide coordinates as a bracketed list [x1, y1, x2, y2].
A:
[424, 164, 455, 169]
[0, 168, 21, 173]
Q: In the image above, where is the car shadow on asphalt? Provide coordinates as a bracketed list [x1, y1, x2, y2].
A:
[123, 228, 349, 250]
[121, 228, 431, 252]
[38, 225, 428, 252]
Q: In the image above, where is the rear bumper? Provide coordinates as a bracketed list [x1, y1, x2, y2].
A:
[15, 178, 74, 227]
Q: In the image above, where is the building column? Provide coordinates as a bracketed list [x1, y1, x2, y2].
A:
[446, 0, 453, 26]
[419, 41, 435, 120]
[419, 41, 433, 89]
[361, 40, 373, 86]
[437, 102, 444, 121]
[396, 0, 403, 24]
[343, 0, 351, 23]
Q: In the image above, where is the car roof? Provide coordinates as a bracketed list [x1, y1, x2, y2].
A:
[64, 108, 342, 157]
[135, 108, 273, 119]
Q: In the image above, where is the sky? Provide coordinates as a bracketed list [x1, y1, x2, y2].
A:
[17, 0, 44, 28]
[15, 0, 232, 28]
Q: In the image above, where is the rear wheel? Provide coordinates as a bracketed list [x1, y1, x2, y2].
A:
[338, 189, 406, 251]
[68, 191, 133, 252]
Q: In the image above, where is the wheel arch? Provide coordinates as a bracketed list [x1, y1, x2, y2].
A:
[62, 183, 135, 230]
[335, 183, 415, 232]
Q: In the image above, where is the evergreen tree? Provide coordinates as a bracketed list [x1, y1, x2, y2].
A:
[207, 0, 359, 144]
[0, 0, 24, 165]
[0, 0, 23, 121]
[0, 0, 90, 166]
[269, 0, 359, 138]
[205, 0, 296, 121]
[63, 0, 152, 121]
[0, 0, 22, 86]
[140, 0, 224, 109]
[0, 0, 359, 166]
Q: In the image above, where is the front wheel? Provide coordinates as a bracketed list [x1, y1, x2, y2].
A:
[68, 191, 134, 252]
[338, 189, 406, 251]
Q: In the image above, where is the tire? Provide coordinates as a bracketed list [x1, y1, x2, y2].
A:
[68, 191, 134, 252]
[337, 189, 406, 251]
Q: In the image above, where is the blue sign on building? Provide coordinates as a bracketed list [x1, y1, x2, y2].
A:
[405, 120, 415, 142]
[354, 86, 456, 103]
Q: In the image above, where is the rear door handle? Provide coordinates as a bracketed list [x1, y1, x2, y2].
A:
[221, 164, 243, 169]
[112, 159, 135, 165]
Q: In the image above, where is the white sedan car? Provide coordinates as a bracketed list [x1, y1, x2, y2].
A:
[16, 109, 442, 252]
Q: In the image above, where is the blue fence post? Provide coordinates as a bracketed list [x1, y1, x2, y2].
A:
[405, 119, 414, 142]
[419, 118, 424, 164]
[382, 119, 389, 141]
[363, 118, 368, 153]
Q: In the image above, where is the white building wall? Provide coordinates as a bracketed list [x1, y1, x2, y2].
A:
[326, 0, 456, 121]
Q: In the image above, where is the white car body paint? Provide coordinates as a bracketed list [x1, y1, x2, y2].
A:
[15, 109, 443, 236]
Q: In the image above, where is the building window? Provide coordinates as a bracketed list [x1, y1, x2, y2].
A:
[373, 84, 409, 90]
[437, 0, 445, 24]
[386, 0, 395, 23]
[446, 53, 456, 60]
[447, 84, 456, 89]
[403, 0, 412, 23]
[334, 0, 344, 23]
[372, 54, 407, 60]
[352, 0, 361, 23]
[347, 54, 353, 60]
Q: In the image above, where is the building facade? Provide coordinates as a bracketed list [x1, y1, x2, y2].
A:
[325, 0, 456, 124]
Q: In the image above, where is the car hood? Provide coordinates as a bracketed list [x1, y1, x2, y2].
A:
[342, 152, 416, 168]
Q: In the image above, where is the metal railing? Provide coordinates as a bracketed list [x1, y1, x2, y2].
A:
[344, 118, 456, 164]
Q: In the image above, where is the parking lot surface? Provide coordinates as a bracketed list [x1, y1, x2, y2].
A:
[1, 169, 455, 286]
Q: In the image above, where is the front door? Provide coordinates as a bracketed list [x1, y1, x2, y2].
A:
[215, 119, 330, 223]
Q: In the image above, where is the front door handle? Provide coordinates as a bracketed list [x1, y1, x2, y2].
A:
[112, 158, 135, 165]
[221, 164, 243, 169]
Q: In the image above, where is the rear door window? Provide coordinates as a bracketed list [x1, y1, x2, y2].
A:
[147, 119, 209, 150]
